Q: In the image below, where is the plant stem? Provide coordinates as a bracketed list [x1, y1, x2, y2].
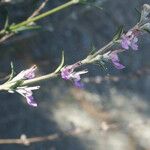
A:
[22, 73, 58, 86]
[0, 0, 79, 35]
[11, 0, 78, 30]
[81, 41, 115, 65]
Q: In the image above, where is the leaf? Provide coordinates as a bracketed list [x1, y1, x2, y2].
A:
[10, 80, 24, 90]
[80, 0, 103, 10]
[144, 28, 150, 34]
[135, 8, 141, 16]
[94, 60, 107, 72]
[54, 51, 65, 73]
[89, 44, 97, 55]
[113, 26, 124, 41]
[91, 4, 103, 10]
[7, 62, 15, 82]
[4, 15, 9, 30]
[12, 25, 41, 33]
[135, 8, 141, 21]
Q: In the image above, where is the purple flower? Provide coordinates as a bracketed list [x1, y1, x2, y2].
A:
[16, 86, 40, 107]
[23, 65, 37, 79]
[103, 50, 125, 69]
[61, 65, 74, 80]
[9, 65, 40, 107]
[12, 65, 37, 81]
[109, 51, 125, 69]
[121, 30, 138, 50]
[61, 65, 88, 87]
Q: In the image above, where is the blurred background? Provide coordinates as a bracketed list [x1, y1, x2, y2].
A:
[0, 0, 150, 149]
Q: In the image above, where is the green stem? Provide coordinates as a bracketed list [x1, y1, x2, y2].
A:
[22, 73, 58, 86]
[11, 0, 78, 30]
[81, 41, 115, 65]
[0, 0, 79, 34]
[0, 72, 58, 91]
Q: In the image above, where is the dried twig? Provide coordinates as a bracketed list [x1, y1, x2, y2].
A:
[0, 0, 49, 44]
[28, 0, 49, 20]
[0, 128, 90, 145]
[0, 0, 79, 43]
[0, 33, 14, 44]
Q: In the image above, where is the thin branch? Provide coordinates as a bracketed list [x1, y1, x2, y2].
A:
[28, 0, 49, 20]
[0, 128, 90, 145]
[0, 0, 48, 43]
[0, 0, 79, 43]
[0, 33, 14, 44]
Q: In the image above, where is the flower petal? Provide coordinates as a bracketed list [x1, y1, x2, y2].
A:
[24, 65, 37, 79]
[130, 37, 138, 50]
[74, 80, 84, 88]
[121, 31, 139, 50]
[16, 86, 39, 107]
[26, 95, 37, 107]
[121, 35, 130, 50]
[109, 50, 125, 70]
[112, 61, 125, 69]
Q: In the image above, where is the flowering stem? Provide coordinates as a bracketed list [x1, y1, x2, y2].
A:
[0, 3, 149, 93]
[81, 40, 116, 65]
[0, 26, 137, 91]
[93, 41, 115, 56]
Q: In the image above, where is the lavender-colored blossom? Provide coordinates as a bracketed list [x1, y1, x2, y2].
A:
[23, 65, 37, 79]
[16, 86, 40, 107]
[71, 70, 88, 81]
[12, 65, 37, 81]
[121, 31, 138, 50]
[61, 65, 88, 88]
[61, 66, 88, 81]
[103, 50, 125, 69]
[109, 51, 125, 69]
[61, 65, 74, 80]
[9, 65, 39, 107]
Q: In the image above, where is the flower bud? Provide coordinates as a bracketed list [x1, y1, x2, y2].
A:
[140, 4, 150, 22]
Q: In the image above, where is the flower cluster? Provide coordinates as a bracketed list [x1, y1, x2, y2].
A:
[140, 4, 150, 32]
[105, 29, 140, 70]
[121, 30, 139, 50]
[9, 65, 40, 107]
[61, 64, 88, 88]
[141, 4, 150, 22]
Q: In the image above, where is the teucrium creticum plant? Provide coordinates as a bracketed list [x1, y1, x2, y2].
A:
[0, 2, 150, 107]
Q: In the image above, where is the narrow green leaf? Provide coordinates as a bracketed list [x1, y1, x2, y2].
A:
[10, 80, 24, 90]
[135, 8, 141, 21]
[7, 62, 15, 82]
[113, 26, 124, 41]
[89, 44, 97, 55]
[94, 60, 107, 72]
[12, 25, 41, 33]
[80, 0, 103, 10]
[135, 8, 141, 15]
[4, 15, 9, 30]
[54, 51, 65, 73]
[144, 28, 150, 34]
